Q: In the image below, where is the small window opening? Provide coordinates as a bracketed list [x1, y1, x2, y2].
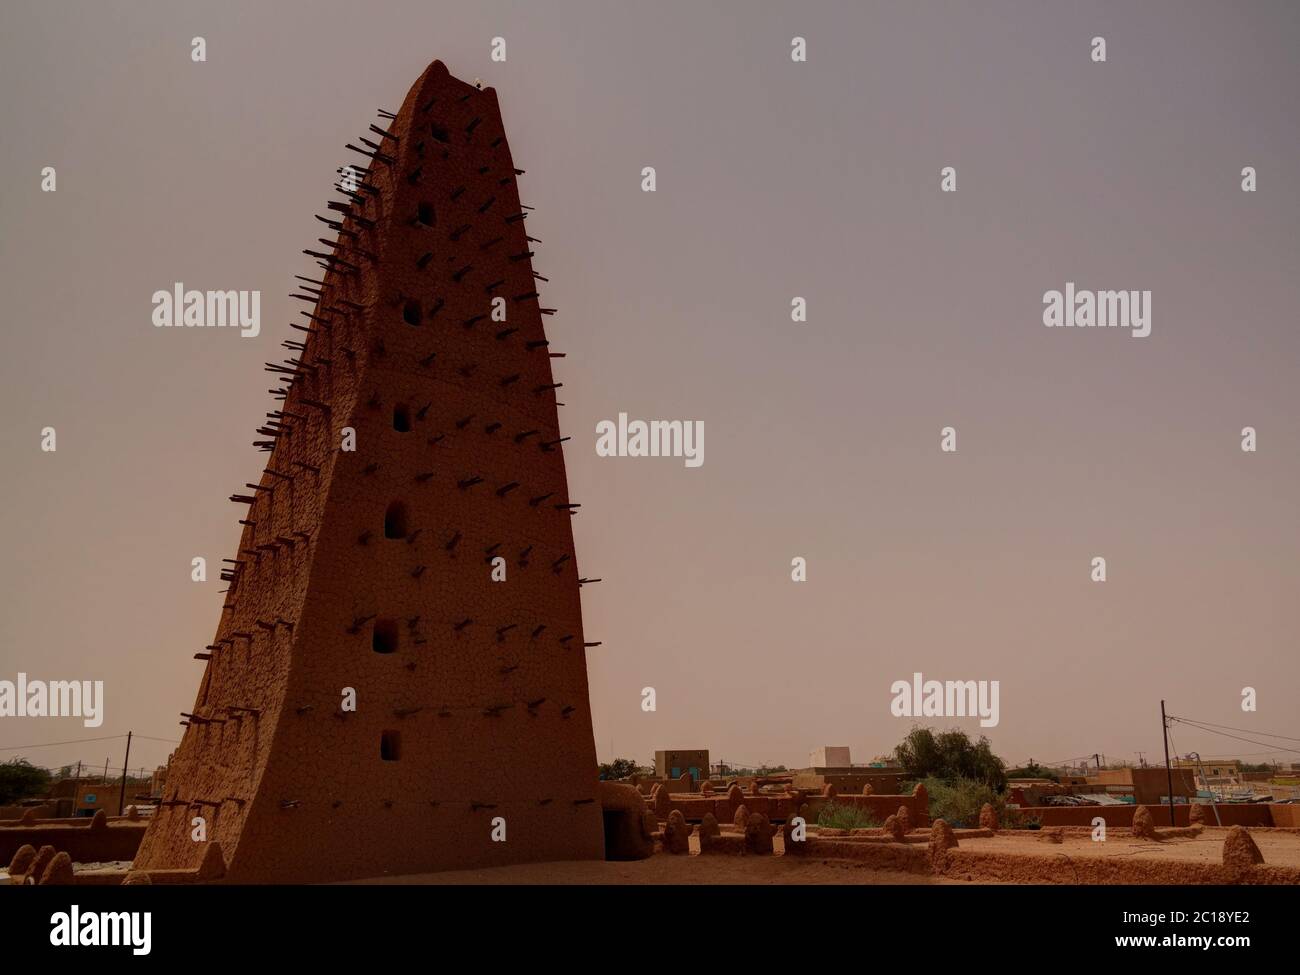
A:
[373, 618, 399, 654]
[384, 501, 408, 539]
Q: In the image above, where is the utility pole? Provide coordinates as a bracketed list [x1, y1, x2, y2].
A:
[1160, 701, 1176, 826]
[1094, 753, 1102, 771]
[1136, 751, 1147, 768]
[117, 731, 133, 816]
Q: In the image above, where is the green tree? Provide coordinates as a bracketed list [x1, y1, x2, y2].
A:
[598, 758, 638, 781]
[892, 726, 1007, 792]
[0, 759, 52, 805]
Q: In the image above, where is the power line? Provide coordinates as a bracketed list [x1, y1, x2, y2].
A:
[0, 732, 180, 752]
[1170, 717, 1300, 754]
[1, 734, 128, 750]
[1033, 755, 1095, 767]
[1167, 723, 1194, 769]
[1168, 718, 1300, 757]
[1166, 714, 1300, 743]
[21, 762, 156, 778]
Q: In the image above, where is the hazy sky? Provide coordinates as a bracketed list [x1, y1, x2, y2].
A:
[1, 1, 1297, 778]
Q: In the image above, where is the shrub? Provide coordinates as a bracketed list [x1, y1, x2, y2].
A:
[921, 775, 1005, 828]
[816, 801, 879, 830]
[1001, 806, 1042, 830]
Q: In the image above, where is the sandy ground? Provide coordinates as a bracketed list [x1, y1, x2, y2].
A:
[355, 832, 971, 884]
[961, 829, 1300, 867]
[10, 826, 1293, 885]
[353, 828, 1300, 885]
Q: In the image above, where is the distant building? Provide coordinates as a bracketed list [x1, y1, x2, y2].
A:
[809, 746, 852, 768]
[1087, 767, 1196, 805]
[1174, 758, 1242, 790]
[655, 750, 709, 783]
[72, 782, 119, 817]
[792, 768, 904, 795]
[148, 759, 171, 799]
[793, 746, 904, 794]
[33, 777, 116, 818]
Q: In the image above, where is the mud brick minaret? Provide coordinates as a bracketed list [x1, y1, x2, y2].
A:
[134, 60, 604, 883]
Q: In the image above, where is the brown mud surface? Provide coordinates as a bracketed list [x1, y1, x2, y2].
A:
[353, 827, 1300, 885]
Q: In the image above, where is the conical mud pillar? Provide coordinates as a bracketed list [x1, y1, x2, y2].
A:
[134, 60, 603, 883]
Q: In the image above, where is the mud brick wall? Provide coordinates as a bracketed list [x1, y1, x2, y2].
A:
[0, 805, 54, 821]
[665, 795, 798, 823]
[1025, 804, 1274, 828]
[1269, 804, 1300, 828]
[0, 823, 146, 864]
[662, 792, 928, 826]
[791, 772, 903, 795]
[939, 849, 1300, 885]
[805, 794, 931, 826]
[132, 60, 603, 883]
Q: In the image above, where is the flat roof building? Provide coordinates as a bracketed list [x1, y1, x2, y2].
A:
[654, 750, 709, 783]
[1173, 758, 1242, 788]
[1087, 767, 1196, 805]
[809, 746, 851, 769]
